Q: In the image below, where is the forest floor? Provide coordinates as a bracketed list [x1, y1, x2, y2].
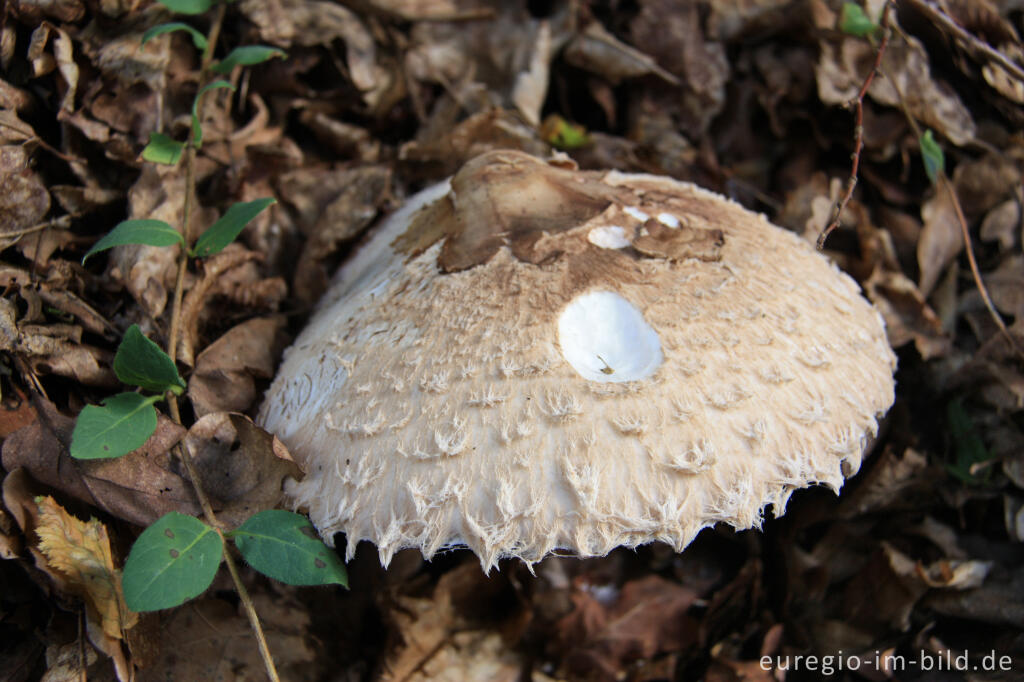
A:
[1, 0, 1023, 680]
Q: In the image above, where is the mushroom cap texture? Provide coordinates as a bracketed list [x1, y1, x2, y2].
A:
[259, 150, 896, 571]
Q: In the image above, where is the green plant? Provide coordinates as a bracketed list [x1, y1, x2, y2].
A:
[69, 2, 343, 677]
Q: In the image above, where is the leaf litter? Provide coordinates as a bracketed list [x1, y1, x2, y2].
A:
[1, 0, 1024, 679]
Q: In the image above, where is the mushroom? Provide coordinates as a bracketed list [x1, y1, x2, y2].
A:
[259, 150, 896, 571]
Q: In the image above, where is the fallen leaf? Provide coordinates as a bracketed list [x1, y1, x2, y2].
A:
[293, 165, 391, 303]
[1, 396, 196, 527]
[136, 594, 316, 681]
[188, 316, 288, 417]
[0, 146, 50, 239]
[185, 412, 303, 528]
[917, 185, 962, 298]
[816, 33, 976, 146]
[565, 20, 679, 86]
[35, 496, 137, 640]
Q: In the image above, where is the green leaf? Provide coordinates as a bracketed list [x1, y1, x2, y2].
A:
[122, 513, 223, 612]
[945, 400, 993, 484]
[114, 325, 186, 394]
[192, 198, 276, 258]
[82, 219, 184, 264]
[210, 45, 287, 74]
[141, 22, 208, 50]
[155, 0, 212, 15]
[230, 510, 347, 587]
[920, 129, 945, 185]
[191, 80, 235, 148]
[141, 132, 185, 165]
[839, 2, 879, 38]
[70, 392, 160, 460]
[540, 115, 590, 150]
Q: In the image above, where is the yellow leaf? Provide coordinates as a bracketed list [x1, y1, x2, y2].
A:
[35, 496, 138, 639]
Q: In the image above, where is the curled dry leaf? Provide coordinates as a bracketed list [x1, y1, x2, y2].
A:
[77, 7, 170, 90]
[511, 20, 552, 128]
[188, 316, 288, 418]
[816, 33, 976, 147]
[177, 244, 279, 366]
[1, 396, 196, 527]
[293, 165, 391, 303]
[398, 108, 547, 175]
[979, 198, 1021, 250]
[184, 412, 302, 528]
[565, 20, 680, 86]
[555, 574, 699, 678]
[917, 185, 962, 298]
[864, 266, 951, 359]
[34, 495, 137, 640]
[381, 561, 531, 682]
[631, 0, 728, 137]
[8, 0, 84, 23]
[0, 146, 50, 239]
[0, 109, 35, 144]
[238, 0, 390, 108]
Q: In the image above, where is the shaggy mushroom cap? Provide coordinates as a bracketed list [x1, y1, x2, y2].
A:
[259, 150, 896, 571]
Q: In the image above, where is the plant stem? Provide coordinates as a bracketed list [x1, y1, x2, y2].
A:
[817, 0, 892, 250]
[161, 6, 282, 680]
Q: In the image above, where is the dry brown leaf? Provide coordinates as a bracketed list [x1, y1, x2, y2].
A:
[52, 26, 78, 116]
[399, 108, 547, 176]
[1, 396, 196, 527]
[565, 20, 680, 86]
[979, 198, 1021, 250]
[816, 34, 976, 146]
[982, 255, 1024, 316]
[511, 20, 552, 127]
[864, 267, 951, 359]
[77, 7, 169, 91]
[0, 146, 50, 239]
[293, 165, 391, 303]
[631, 0, 728, 137]
[9, 0, 84, 22]
[34, 496, 137, 640]
[189, 316, 288, 417]
[185, 412, 303, 528]
[136, 594, 316, 681]
[917, 186, 962, 298]
[556, 574, 698, 679]
[381, 561, 527, 682]
[0, 109, 35, 144]
[239, 0, 390, 108]
[366, 0, 492, 21]
[177, 244, 264, 366]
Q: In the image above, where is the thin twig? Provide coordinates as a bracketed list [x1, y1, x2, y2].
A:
[160, 6, 282, 681]
[817, 0, 893, 250]
[939, 173, 1023, 356]
[915, 0, 1024, 84]
[879, 45, 1024, 359]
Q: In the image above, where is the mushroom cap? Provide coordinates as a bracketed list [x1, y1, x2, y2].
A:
[259, 150, 896, 570]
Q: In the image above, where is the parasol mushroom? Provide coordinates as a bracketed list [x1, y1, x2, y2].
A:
[258, 150, 896, 571]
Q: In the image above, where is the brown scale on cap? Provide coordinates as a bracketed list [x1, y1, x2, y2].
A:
[259, 150, 896, 571]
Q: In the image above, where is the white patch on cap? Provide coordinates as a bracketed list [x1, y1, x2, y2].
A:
[624, 206, 650, 222]
[557, 291, 663, 383]
[587, 226, 631, 249]
[657, 213, 680, 228]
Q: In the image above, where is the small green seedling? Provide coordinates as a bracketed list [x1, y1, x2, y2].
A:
[74, 1, 343, 649]
[70, 325, 184, 460]
[839, 2, 880, 38]
[919, 129, 945, 185]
